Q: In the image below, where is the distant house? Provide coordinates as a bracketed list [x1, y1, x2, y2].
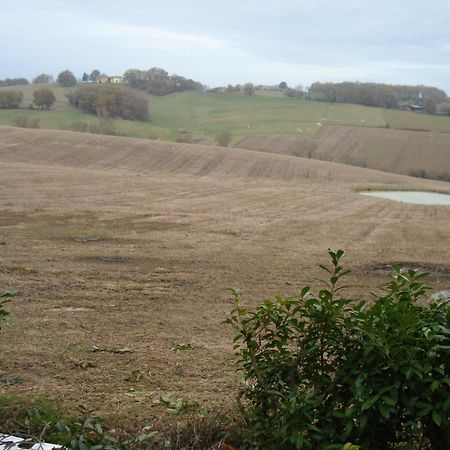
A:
[109, 76, 124, 84]
[401, 104, 425, 112]
[97, 75, 125, 84]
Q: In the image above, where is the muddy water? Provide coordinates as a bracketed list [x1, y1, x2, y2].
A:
[360, 191, 450, 205]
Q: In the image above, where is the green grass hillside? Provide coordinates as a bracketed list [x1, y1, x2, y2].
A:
[1, 85, 450, 143]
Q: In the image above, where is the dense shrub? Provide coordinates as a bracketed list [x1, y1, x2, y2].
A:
[11, 116, 40, 128]
[215, 130, 232, 147]
[67, 85, 149, 121]
[0, 89, 23, 108]
[227, 250, 450, 449]
[33, 87, 56, 109]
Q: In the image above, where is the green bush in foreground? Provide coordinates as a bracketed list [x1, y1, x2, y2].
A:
[227, 250, 450, 449]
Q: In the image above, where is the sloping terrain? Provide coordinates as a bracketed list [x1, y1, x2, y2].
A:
[236, 125, 450, 179]
[0, 127, 449, 419]
[0, 126, 447, 187]
[3, 88, 450, 144]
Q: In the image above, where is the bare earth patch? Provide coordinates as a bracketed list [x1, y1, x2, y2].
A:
[0, 127, 449, 420]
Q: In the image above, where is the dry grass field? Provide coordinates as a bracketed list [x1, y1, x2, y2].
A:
[0, 126, 449, 421]
[236, 125, 450, 179]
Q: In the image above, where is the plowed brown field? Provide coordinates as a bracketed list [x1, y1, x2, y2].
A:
[1, 126, 449, 419]
[236, 125, 450, 179]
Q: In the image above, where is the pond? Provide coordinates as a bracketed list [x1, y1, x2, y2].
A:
[360, 191, 450, 205]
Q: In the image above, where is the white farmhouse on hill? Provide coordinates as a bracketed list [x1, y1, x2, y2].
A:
[98, 75, 125, 84]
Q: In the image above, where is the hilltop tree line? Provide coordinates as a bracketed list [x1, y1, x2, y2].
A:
[123, 67, 203, 96]
[308, 81, 448, 109]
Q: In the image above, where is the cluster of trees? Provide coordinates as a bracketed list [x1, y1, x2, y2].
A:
[67, 85, 149, 120]
[81, 70, 100, 83]
[309, 82, 399, 108]
[208, 83, 256, 95]
[0, 89, 23, 108]
[123, 67, 203, 96]
[0, 78, 29, 87]
[0, 87, 57, 110]
[33, 73, 54, 84]
[308, 81, 448, 110]
[395, 84, 448, 103]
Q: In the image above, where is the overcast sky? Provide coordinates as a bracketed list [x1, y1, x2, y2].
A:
[2, 0, 450, 92]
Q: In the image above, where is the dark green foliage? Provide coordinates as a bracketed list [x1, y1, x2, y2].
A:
[123, 67, 203, 96]
[285, 87, 304, 98]
[33, 73, 54, 84]
[309, 82, 448, 109]
[67, 85, 149, 121]
[57, 69, 77, 87]
[424, 97, 437, 114]
[33, 87, 56, 109]
[227, 250, 450, 449]
[0, 89, 23, 108]
[309, 82, 399, 108]
[215, 130, 232, 147]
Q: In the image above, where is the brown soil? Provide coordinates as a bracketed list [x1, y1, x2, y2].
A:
[236, 125, 450, 178]
[0, 126, 449, 420]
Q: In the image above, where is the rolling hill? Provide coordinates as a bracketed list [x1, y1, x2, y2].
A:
[236, 125, 450, 180]
[0, 126, 449, 418]
[1, 125, 449, 188]
[1, 87, 450, 145]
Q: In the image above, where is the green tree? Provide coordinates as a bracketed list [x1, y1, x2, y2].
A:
[33, 87, 56, 109]
[215, 130, 231, 147]
[89, 69, 101, 82]
[0, 89, 23, 108]
[243, 82, 255, 96]
[33, 73, 53, 84]
[278, 81, 288, 90]
[424, 97, 437, 114]
[57, 69, 77, 87]
[123, 68, 146, 87]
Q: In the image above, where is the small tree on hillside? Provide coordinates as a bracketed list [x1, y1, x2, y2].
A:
[57, 69, 77, 87]
[279, 81, 288, 90]
[33, 87, 56, 109]
[424, 97, 437, 114]
[215, 130, 232, 147]
[243, 82, 255, 96]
